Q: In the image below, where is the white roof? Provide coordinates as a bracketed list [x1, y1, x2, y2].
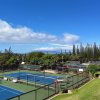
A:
[21, 62, 25, 64]
[82, 63, 90, 66]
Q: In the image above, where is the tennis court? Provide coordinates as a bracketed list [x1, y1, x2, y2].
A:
[1, 71, 89, 100]
[0, 85, 23, 100]
[5, 72, 62, 85]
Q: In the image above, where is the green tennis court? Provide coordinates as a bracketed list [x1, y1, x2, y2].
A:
[0, 69, 89, 100]
[0, 79, 56, 100]
[0, 70, 59, 100]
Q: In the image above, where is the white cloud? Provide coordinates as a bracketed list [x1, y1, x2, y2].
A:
[0, 19, 58, 43]
[63, 33, 80, 44]
[34, 44, 73, 51]
[51, 43, 72, 47]
[34, 47, 57, 51]
[0, 19, 80, 52]
[0, 19, 80, 44]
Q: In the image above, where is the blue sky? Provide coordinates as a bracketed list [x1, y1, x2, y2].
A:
[0, 0, 100, 53]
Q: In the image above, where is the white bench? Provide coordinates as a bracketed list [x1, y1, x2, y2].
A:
[12, 79, 18, 83]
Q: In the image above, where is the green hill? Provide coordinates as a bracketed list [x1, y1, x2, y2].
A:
[52, 79, 100, 100]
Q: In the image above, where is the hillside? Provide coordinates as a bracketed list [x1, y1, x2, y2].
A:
[52, 79, 100, 100]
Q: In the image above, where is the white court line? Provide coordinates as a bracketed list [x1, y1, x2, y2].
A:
[0, 86, 21, 95]
[7, 72, 59, 80]
[27, 74, 57, 79]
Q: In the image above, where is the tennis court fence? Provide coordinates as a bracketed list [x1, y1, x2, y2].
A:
[8, 71, 90, 100]
[60, 71, 90, 91]
[8, 82, 58, 100]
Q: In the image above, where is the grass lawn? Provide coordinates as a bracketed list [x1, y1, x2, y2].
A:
[52, 78, 100, 100]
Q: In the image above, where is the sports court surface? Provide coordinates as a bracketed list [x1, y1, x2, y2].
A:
[1, 71, 61, 100]
[0, 85, 23, 100]
[5, 72, 62, 85]
[0, 71, 88, 100]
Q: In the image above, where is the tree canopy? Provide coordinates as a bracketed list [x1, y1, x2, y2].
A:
[1, 43, 100, 71]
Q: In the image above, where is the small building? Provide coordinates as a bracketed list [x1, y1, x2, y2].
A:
[64, 63, 86, 72]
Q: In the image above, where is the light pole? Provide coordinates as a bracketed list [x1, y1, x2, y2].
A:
[44, 65, 45, 77]
[62, 56, 64, 63]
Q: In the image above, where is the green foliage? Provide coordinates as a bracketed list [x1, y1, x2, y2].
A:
[6, 56, 16, 66]
[1, 43, 100, 71]
[87, 64, 100, 76]
[0, 49, 20, 70]
[70, 55, 80, 61]
[73, 44, 76, 55]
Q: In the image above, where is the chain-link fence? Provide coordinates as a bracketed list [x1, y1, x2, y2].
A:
[60, 71, 90, 91]
[7, 71, 90, 100]
[8, 82, 58, 100]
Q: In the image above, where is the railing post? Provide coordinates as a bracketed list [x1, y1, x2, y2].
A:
[18, 96, 20, 100]
[27, 75, 28, 85]
[77, 73, 79, 88]
[35, 90, 37, 100]
[55, 80, 59, 94]
[48, 85, 49, 98]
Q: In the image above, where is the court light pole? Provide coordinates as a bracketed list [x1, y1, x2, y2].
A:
[62, 56, 64, 63]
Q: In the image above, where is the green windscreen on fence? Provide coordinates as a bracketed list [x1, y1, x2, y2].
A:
[10, 83, 56, 100]
[36, 86, 49, 100]
[10, 97, 19, 100]
[20, 90, 35, 100]
[49, 83, 56, 96]
[10, 90, 35, 100]
[10, 72, 90, 100]
[60, 71, 90, 90]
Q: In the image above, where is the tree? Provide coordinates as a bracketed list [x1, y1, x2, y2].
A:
[76, 45, 80, 55]
[87, 64, 100, 76]
[93, 42, 99, 61]
[72, 44, 76, 55]
[6, 56, 18, 69]
[70, 54, 80, 61]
